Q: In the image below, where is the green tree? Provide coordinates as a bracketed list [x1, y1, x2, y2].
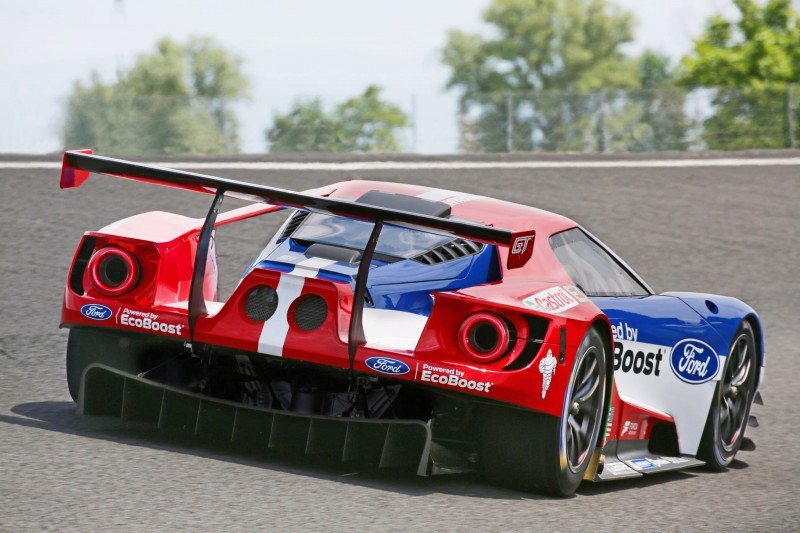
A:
[605, 52, 691, 152]
[680, 0, 800, 149]
[64, 37, 249, 155]
[441, 0, 639, 152]
[266, 98, 341, 153]
[266, 85, 409, 152]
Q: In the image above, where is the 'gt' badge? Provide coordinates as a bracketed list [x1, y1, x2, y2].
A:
[507, 230, 536, 269]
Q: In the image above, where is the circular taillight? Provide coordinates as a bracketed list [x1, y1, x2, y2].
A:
[87, 247, 139, 296]
[244, 285, 279, 322]
[293, 294, 328, 331]
[458, 313, 510, 363]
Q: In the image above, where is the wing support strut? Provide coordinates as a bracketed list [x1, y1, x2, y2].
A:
[188, 190, 225, 347]
[348, 219, 383, 372]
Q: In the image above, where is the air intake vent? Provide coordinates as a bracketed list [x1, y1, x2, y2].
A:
[293, 294, 328, 331]
[245, 286, 279, 322]
[412, 239, 484, 265]
[280, 211, 310, 239]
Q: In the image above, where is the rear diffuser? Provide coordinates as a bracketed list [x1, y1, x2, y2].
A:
[78, 364, 433, 475]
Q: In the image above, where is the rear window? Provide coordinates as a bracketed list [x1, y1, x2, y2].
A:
[292, 213, 454, 259]
[549, 228, 649, 297]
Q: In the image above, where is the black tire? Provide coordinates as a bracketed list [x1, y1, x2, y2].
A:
[698, 321, 758, 469]
[480, 327, 608, 496]
[66, 328, 184, 402]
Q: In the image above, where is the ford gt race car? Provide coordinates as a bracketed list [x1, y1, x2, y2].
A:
[59, 150, 764, 496]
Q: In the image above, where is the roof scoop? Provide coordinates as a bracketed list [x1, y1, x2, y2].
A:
[356, 190, 451, 218]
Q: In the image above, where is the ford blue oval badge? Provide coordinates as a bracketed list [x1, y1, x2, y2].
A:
[670, 338, 719, 384]
[80, 304, 113, 321]
[365, 356, 410, 375]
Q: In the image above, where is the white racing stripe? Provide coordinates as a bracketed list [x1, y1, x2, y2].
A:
[290, 257, 337, 278]
[257, 274, 305, 357]
[7, 157, 800, 171]
[417, 189, 479, 206]
[416, 189, 463, 201]
[362, 308, 429, 352]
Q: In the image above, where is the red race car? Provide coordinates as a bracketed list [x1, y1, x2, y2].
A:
[60, 150, 764, 496]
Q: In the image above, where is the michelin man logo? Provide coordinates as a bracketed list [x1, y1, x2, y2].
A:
[539, 349, 557, 399]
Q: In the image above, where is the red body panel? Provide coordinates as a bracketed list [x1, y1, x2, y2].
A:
[62, 179, 613, 416]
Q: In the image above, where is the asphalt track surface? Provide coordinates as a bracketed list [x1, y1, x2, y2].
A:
[0, 152, 798, 531]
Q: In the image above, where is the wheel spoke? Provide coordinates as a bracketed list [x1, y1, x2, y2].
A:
[730, 341, 750, 385]
[732, 360, 750, 387]
[568, 415, 581, 435]
[570, 416, 587, 451]
[568, 424, 580, 464]
[574, 375, 599, 404]
[719, 402, 731, 424]
[579, 358, 597, 387]
[724, 396, 739, 432]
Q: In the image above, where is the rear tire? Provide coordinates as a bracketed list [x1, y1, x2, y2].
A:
[480, 327, 607, 496]
[698, 321, 758, 469]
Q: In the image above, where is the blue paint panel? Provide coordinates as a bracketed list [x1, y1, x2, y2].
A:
[368, 246, 500, 315]
[248, 237, 499, 317]
[663, 292, 764, 365]
[594, 295, 726, 384]
[255, 260, 294, 273]
[594, 295, 719, 348]
[594, 293, 763, 374]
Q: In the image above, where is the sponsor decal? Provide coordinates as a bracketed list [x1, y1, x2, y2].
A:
[613, 341, 664, 377]
[120, 308, 184, 336]
[611, 322, 638, 342]
[605, 406, 615, 437]
[538, 349, 557, 399]
[365, 357, 410, 375]
[620, 420, 639, 437]
[627, 458, 655, 471]
[660, 456, 690, 464]
[562, 284, 590, 303]
[670, 339, 719, 384]
[604, 462, 637, 476]
[624, 457, 690, 471]
[80, 304, 113, 321]
[419, 363, 493, 394]
[523, 286, 581, 314]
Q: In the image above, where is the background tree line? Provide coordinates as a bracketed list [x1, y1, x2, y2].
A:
[64, 0, 800, 154]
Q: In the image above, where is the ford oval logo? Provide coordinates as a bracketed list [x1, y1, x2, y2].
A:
[670, 338, 719, 384]
[80, 304, 113, 321]
[365, 357, 410, 375]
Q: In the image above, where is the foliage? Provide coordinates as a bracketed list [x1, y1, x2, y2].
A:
[64, 37, 249, 155]
[606, 52, 692, 152]
[441, 0, 643, 152]
[266, 85, 409, 152]
[680, 0, 800, 149]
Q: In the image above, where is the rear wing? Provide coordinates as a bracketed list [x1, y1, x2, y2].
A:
[60, 150, 536, 369]
[60, 150, 535, 247]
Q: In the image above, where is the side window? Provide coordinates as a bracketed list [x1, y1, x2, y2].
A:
[549, 228, 649, 297]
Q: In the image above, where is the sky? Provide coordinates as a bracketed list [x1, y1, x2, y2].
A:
[0, 0, 743, 154]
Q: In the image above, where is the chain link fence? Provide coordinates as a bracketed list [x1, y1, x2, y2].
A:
[4, 85, 800, 154]
[458, 85, 800, 153]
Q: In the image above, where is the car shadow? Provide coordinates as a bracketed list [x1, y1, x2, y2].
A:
[4, 400, 716, 501]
